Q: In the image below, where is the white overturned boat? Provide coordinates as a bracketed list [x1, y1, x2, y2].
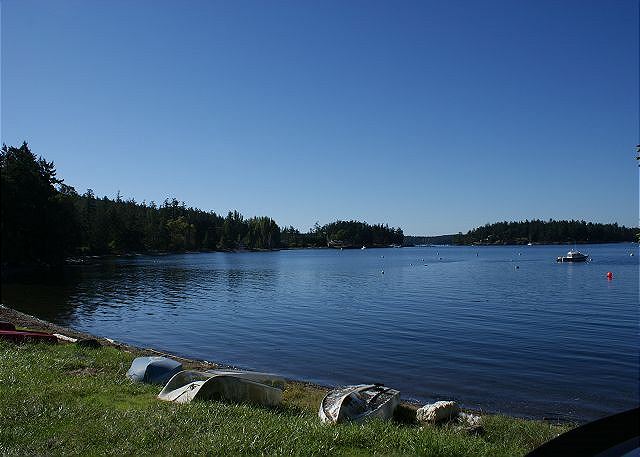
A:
[319, 384, 400, 424]
[158, 369, 284, 406]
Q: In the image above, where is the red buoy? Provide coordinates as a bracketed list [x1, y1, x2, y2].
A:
[606, 272, 613, 280]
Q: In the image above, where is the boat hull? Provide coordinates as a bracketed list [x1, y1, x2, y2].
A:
[126, 356, 183, 385]
[158, 370, 283, 406]
[319, 384, 400, 424]
[556, 256, 588, 262]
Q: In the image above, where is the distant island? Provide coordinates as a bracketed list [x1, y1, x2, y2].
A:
[450, 220, 637, 245]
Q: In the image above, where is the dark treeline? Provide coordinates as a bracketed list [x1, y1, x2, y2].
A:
[1, 143, 403, 266]
[453, 219, 637, 245]
[404, 235, 455, 246]
[281, 220, 403, 249]
[325, 220, 404, 248]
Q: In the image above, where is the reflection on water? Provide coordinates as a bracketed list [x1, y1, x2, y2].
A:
[2, 244, 638, 421]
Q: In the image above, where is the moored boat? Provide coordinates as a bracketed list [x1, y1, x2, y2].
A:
[556, 249, 589, 262]
[319, 384, 400, 424]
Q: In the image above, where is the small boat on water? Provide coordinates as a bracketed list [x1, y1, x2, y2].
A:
[319, 384, 400, 424]
[557, 249, 589, 263]
[158, 369, 284, 406]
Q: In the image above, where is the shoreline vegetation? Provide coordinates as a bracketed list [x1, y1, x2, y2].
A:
[1, 143, 402, 269]
[0, 304, 572, 456]
[1, 142, 636, 271]
[449, 220, 637, 246]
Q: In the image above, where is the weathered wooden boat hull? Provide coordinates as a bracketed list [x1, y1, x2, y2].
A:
[319, 384, 400, 424]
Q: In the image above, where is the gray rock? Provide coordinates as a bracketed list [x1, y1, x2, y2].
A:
[77, 338, 101, 348]
[416, 401, 460, 423]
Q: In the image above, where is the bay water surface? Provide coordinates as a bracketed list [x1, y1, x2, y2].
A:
[2, 244, 638, 421]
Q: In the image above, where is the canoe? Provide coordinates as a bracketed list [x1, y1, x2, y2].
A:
[319, 384, 400, 424]
[158, 370, 283, 406]
[126, 356, 183, 385]
[0, 329, 58, 344]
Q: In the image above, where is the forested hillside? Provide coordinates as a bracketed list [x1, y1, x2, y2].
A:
[453, 220, 636, 245]
[1, 143, 403, 266]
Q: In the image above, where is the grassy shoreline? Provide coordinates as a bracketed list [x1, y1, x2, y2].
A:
[0, 305, 571, 455]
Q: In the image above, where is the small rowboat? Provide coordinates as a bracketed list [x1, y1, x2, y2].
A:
[319, 384, 400, 424]
[158, 370, 284, 406]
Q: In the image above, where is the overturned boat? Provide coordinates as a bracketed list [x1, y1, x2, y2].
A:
[126, 356, 183, 385]
[319, 384, 400, 424]
[158, 369, 284, 406]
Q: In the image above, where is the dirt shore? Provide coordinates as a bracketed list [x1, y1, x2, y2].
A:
[1, 303, 222, 370]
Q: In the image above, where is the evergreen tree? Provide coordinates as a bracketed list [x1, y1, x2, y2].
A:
[1, 143, 80, 265]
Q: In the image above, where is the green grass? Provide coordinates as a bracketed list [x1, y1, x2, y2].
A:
[0, 342, 571, 456]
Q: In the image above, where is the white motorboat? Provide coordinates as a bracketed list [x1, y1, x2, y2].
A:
[557, 249, 589, 262]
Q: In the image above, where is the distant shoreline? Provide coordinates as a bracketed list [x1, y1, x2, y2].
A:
[2, 240, 636, 279]
[447, 241, 638, 247]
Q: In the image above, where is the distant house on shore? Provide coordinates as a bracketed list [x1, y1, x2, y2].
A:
[327, 240, 353, 249]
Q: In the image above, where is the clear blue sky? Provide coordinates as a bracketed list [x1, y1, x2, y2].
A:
[2, 0, 637, 235]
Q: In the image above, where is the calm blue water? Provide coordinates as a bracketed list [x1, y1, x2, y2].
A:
[2, 244, 638, 421]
